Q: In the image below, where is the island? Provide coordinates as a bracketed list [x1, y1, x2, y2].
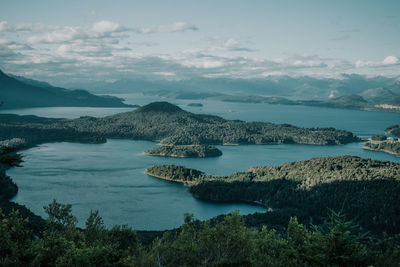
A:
[146, 156, 400, 235]
[144, 145, 222, 158]
[145, 165, 205, 183]
[187, 103, 203, 107]
[0, 101, 360, 148]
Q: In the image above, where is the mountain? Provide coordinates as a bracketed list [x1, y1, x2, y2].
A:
[70, 74, 400, 100]
[360, 88, 398, 102]
[0, 70, 132, 109]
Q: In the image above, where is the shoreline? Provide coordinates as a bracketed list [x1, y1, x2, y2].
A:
[362, 145, 400, 157]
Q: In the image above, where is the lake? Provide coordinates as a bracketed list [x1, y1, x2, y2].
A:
[4, 95, 400, 230]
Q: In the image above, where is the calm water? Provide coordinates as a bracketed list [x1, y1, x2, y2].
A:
[4, 95, 400, 229]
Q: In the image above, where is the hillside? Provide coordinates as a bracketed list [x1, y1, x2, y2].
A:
[360, 87, 398, 102]
[0, 70, 132, 109]
[148, 156, 400, 234]
[0, 102, 359, 147]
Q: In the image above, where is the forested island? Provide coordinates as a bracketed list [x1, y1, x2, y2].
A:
[145, 145, 222, 158]
[145, 165, 205, 182]
[147, 156, 400, 235]
[0, 101, 359, 147]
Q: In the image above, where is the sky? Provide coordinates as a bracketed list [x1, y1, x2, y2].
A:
[0, 0, 399, 85]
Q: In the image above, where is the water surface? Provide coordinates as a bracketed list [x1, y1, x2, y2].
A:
[5, 96, 400, 229]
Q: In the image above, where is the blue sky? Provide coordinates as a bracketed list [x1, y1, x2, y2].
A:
[0, 0, 399, 85]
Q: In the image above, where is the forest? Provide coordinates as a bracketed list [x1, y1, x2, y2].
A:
[0, 102, 359, 147]
[1, 201, 400, 266]
[387, 125, 400, 137]
[148, 156, 400, 235]
[145, 145, 222, 158]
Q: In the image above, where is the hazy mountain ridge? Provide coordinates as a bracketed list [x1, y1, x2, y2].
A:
[0, 70, 132, 109]
[71, 74, 400, 100]
[3, 70, 400, 112]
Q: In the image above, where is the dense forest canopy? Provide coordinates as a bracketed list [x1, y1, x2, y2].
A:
[387, 125, 400, 137]
[1, 201, 400, 266]
[148, 156, 400, 235]
[145, 145, 222, 158]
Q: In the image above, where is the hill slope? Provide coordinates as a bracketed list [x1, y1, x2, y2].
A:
[148, 156, 400, 234]
[0, 70, 131, 109]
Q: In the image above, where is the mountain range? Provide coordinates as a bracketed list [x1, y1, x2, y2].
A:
[70, 74, 400, 101]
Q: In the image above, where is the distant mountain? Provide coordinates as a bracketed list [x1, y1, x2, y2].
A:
[0, 70, 132, 109]
[8, 74, 53, 88]
[71, 74, 400, 100]
[323, 94, 368, 109]
[360, 88, 398, 102]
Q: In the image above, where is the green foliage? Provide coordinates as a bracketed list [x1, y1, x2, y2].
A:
[365, 140, 400, 154]
[145, 144, 222, 158]
[0, 102, 359, 147]
[387, 125, 400, 137]
[0, 209, 39, 266]
[371, 134, 387, 141]
[1, 203, 400, 266]
[146, 164, 205, 182]
[185, 156, 400, 234]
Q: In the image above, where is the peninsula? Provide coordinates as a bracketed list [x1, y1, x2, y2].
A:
[145, 145, 222, 158]
[146, 156, 400, 235]
[363, 134, 400, 156]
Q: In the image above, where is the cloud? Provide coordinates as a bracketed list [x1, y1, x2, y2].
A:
[139, 22, 198, 34]
[156, 22, 198, 33]
[1, 20, 399, 84]
[383, 56, 399, 65]
[356, 56, 399, 68]
[0, 21, 59, 32]
[92, 21, 121, 33]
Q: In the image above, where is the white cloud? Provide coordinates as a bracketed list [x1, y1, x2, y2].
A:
[153, 71, 176, 76]
[1, 20, 399, 83]
[383, 56, 399, 65]
[0, 21, 10, 31]
[182, 58, 225, 69]
[356, 56, 400, 68]
[92, 21, 120, 33]
[137, 22, 198, 34]
[156, 22, 198, 33]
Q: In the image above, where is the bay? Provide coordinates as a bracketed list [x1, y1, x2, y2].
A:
[4, 95, 400, 229]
